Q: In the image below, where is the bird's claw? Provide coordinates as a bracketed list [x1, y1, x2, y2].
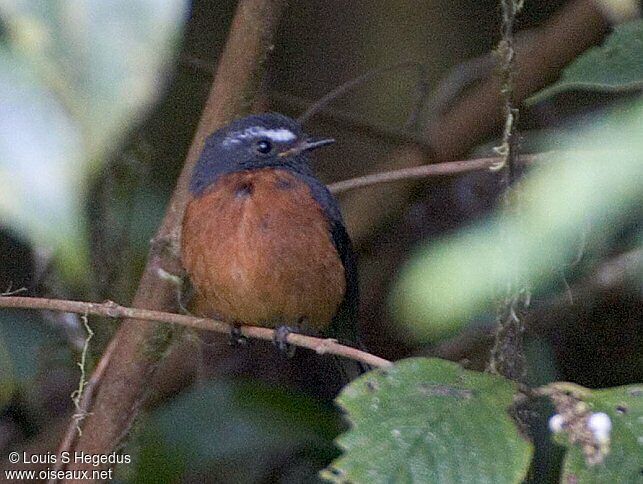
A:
[273, 325, 296, 357]
[229, 325, 248, 346]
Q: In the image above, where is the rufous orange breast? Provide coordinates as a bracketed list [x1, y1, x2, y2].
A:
[181, 168, 346, 331]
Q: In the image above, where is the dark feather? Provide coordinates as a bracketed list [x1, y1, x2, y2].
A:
[292, 173, 370, 375]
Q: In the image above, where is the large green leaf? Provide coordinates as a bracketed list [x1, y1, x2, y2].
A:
[131, 380, 343, 483]
[322, 358, 532, 483]
[0, 0, 187, 279]
[528, 20, 643, 104]
[547, 384, 643, 483]
[0, 46, 85, 276]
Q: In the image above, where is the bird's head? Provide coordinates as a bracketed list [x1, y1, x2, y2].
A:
[189, 113, 334, 196]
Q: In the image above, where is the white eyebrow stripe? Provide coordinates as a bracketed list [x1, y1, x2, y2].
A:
[223, 127, 297, 146]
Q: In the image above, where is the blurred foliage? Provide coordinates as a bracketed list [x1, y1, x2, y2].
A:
[549, 384, 643, 483]
[0, 309, 70, 410]
[323, 358, 532, 483]
[0, 0, 187, 281]
[528, 19, 643, 104]
[129, 380, 343, 483]
[392, 98, 643, 341]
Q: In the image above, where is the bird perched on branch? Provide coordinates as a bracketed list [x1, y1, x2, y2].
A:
[181, 113, 362, 363]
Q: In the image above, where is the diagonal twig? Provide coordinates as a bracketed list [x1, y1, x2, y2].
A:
[54, 1, 288, 481]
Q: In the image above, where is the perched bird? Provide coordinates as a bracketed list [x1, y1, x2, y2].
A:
[181, 113, 361, 357]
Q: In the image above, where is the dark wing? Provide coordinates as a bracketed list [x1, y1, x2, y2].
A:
[327, 210, 372, 376]
[295, 173, 360, 343]
[295, 172, 371, 376]
[327, 217, 359, 344]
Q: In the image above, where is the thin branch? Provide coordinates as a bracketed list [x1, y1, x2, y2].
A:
[51, 336, 118, 482]
[422, 53, 495, 129]
[70, 312, 93, 436]
[297, 60, 425, 125]
[328, 154, 539, 194]
[268, 91, 433, 149]
[183, 60, 434, 150]
[0, 296, 392, 369]
[491, 0, 521, 173]
[487, 0, 527, 383]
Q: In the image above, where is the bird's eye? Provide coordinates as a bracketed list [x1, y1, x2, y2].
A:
[255, 139, 273, 154]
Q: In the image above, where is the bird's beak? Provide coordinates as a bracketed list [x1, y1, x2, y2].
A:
[278, 136, 335, 158]
[300, 136, 335, 151]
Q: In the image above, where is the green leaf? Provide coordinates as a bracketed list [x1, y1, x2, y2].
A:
[0, 0, 187, 280]
[528, 20, 643, 104]
[392, 100, 643, 341]
[550, 384, 643, 484]
[323, 358, 533, 483]
[131, 380, 343, 482]
[0, 46, 86, 278]
[0, 0, 187, 156]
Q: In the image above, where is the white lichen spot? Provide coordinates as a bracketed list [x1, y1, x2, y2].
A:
[548, 413, 565, 433]
[588, 412, 612, 443]
[156, 267, 182, 286]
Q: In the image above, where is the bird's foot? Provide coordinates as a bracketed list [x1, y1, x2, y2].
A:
[177, 277, 195, 315]
[273, 325, 296, 358]
[229, 325, 248, 346]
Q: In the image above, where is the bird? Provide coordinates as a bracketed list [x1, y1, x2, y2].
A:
[180, 112, 362, 362]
